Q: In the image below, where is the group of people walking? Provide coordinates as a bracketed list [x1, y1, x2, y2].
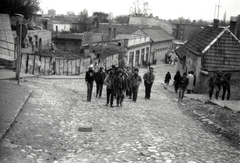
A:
[164, 70, 231, 102]
[85, 64, 155, 107]
[208, 71, 231, 101]
[164, 71, 196, 102]
[173, 71, 195, 102]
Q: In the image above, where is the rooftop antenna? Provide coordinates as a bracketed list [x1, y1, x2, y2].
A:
[214, 4, 217, 19]
[217, 0, 221, 19]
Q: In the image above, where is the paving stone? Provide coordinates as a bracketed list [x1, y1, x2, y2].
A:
[78, 125, 93, 132]
[1, 65, 240, 163]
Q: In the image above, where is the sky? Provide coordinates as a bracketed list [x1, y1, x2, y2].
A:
[40, 0, 240, 21]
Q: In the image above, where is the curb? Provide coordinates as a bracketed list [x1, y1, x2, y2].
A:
[0, 90, 33, 141]
[39, 76, 85, 79]
[0, 76, 36, 80]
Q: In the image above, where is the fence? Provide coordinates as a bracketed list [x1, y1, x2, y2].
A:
[20, 53, 119, 75]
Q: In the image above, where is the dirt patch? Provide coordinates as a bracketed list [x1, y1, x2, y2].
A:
[178, 98, 240, 150]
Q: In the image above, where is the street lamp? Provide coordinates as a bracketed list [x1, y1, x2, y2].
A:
[13, 13, 24, 85]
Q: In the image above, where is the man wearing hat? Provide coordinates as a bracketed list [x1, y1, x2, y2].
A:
[95, 67, 106, 98]
[85, 65, 95, 102]
[143, 67, 155, 99]
[130, 68, 142, 102]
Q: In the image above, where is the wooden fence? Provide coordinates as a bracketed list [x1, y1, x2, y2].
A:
[20, 53, 119, 75]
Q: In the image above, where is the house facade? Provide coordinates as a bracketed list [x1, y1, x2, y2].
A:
[175, 19, 240, 97]
[52, 22, 71, 32]
[115, 34, 151, 68]
[54, 33, 83, 52]
[132, 29, 174, 64]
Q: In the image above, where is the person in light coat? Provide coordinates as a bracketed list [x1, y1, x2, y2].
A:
[186, 71, 194, 93]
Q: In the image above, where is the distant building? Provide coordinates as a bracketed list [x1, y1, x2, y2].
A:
[172, 24, 204, 41]
[48, 9, 56, 17]
[128, 16, 173, 35]
[132, 29, 174, 64]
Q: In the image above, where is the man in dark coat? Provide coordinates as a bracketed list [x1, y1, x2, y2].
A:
[126, 66, 133, 99]
[143, 67, 155, 99]
[222, 73, 231, 100]
[131, 68, 142, 102]
[209, 71, 222, 100]
[85, 65, 95, 102]
[178, 72, 189, 102]
[164, 72, 171, 85]
[104, 70, 114, 106]
[95, 67, 106, 98]
[114, 69, 127, 107]
[174, 71, 181, 93]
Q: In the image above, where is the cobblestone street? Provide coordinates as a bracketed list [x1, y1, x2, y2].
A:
[0, 64, 240, 163]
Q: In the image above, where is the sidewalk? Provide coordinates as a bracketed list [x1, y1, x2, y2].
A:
[0, 68, 35, 80]
[0, 68, 85, 80]
[0, 80, 32, 141]
[163, 83, 240, 113]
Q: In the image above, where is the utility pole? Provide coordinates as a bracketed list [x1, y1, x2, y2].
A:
[101, 35, 104, 66]
[15, 14, 27, 85]
[14, 14, 24, 85]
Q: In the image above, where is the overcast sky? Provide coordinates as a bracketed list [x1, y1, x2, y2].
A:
[40, 0, 240, 21]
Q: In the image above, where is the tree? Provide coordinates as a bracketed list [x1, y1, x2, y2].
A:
[0, 0, 40, 19]
[115, 15, 129, 24]
[78, 9, 89, 23]
[66, 11, 75, 16]
[93, 11, 109, 23]
[130, 0, 149, 17]
[78, 9, 90, 31]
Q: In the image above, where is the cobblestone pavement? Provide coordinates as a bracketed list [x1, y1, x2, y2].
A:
[0, 64, 240, 163]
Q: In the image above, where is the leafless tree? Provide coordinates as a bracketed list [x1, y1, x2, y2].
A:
[78, 9, 89, 22]
[130, 0, 149, 17]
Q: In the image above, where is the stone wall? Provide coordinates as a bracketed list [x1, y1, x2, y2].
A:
[12, 29, 52, 54]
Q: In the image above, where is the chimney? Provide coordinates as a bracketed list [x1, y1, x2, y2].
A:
[213, 19, 219, 28]
[236, 15, 240, 40]
[108, 28, 111, 41]
[230, 16, 237, 35]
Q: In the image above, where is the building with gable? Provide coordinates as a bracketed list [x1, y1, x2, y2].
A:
[132, 29, 174, 64]
[115, 34, 151, 68]
[174, 18, 240, 97]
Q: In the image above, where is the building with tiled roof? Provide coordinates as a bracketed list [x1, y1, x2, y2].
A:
[132, 29, 174, 63]
[128, 17, 173, 35]
[174, 19, 240, 95]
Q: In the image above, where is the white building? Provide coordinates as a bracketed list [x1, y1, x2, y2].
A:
[115, 34, 151, 67]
